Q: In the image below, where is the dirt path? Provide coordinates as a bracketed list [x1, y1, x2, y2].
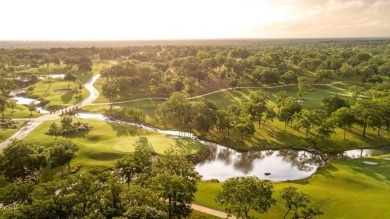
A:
[0, 74, 101, 150]
[192, 204, 236, 219]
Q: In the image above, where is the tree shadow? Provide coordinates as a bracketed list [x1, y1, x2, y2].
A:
[61, 90, 74, 104]
[173, 137, 198, 154]
[108, 122, 138, 137]
[350, 159, 390, 184]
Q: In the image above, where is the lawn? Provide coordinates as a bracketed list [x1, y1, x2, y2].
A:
[0, 121, 24, 143]
[3, 104, 42, 118]
[26, 78, 89, 108]
[23, 118, 204, 169]
[195, 157, 390, 219]
[82, 87, 390, 153]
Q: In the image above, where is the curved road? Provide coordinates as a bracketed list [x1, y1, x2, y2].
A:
[0, 74, 101, 150]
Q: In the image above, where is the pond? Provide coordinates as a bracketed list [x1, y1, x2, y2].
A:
[75, 113, 325, 182]
[340, 147, 390, 159]
[37, 74, 65, 79]
[10, 95, 50, 114]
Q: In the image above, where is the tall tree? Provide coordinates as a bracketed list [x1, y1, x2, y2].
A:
[151, 149, 200, 218]
[0, 140, 46, 182]
[48, 138, 79, 177]
[280, 186, 323, 219]
[215, 176, 275, 219]
[116, 137, 153, 185]
[297, 77, 311, 100]
[331, 107, 355, 140]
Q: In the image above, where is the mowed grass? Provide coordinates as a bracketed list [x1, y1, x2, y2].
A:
[83, 83, 389, 153]
[195, 157, 390, 219]
[23, 118, 204, 169]
[27, 78, 89, 107]
[3, 104, 42, 118]
[0, 121, 24, 143]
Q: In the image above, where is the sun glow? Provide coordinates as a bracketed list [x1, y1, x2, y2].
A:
[0, 0, 389, 40]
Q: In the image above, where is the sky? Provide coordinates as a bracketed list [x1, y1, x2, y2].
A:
[0, 0, 389, 40]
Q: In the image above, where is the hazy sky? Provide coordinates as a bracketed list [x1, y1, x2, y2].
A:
[1, 0, 389, 40]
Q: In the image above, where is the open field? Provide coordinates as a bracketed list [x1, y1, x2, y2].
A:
[195, 157, 390, 218]
[23, 118, 204, 169]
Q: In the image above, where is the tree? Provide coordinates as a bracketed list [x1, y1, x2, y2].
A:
[124, 106, 145, 124]
[115, 137, 153, 184]
[297, 77, 311, 100]
[151, 149, 200, 218]
[331, 107, 355, 140]
[48, 138, 79, 178]
[315, 119, 336, 141]
[0, 78, 14, 96]
[280, 186, 323, 219]
[0, 95, 8, 118]
[27, 101, 37, 116]
[216, 110, 232, 134]
[294, 110, 321, 138]
[215, 176, 275, 219]
[7, 98, 16, 112]
[276, 91, 288, 114]
[234, 114, 255, 141]
[192, 99, 217, 133]
[349, 86, 365, 104]
[121, 184, 167, 218]
[353, 100, 376, 137]
[322, 95, 350, 115]
[102, 82, 119, 107]
[0, 140, 46, 182]
[279, 97, 302, 130]
[162, 92, 191, 126]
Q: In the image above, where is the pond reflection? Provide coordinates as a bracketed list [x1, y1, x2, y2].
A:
[76, 112, 325, 182]
[339, 147, 390, 159]
[195, 142, 324, 182]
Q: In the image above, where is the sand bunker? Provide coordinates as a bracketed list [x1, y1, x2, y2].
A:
[363, 161, 378, 165]
[382, 158, 390, 161]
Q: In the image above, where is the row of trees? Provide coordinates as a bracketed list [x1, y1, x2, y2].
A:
[0, 138, 200, 218]
[154, 82, 390, 144]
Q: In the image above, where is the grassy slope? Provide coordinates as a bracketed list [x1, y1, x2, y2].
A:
[3, 104, 42, 118]
[23, 118, 204, 169]
[195, 157, 390, 219]
[27, 78, 89, 108]
[85, 83, 389, 153]
[0, 121, 24, 143]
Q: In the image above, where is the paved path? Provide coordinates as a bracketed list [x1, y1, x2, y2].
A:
[0, 74, 101, 150]
[90, 80, 355, 106]
[192, 204, 236, 219]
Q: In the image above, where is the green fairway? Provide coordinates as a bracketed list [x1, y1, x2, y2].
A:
[83, 90, 390, 153]
[23, 118, 204, 169]
[26, 78, 89, 108]
[3, 104, 42, 118]
[195, 157, 390, 219]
